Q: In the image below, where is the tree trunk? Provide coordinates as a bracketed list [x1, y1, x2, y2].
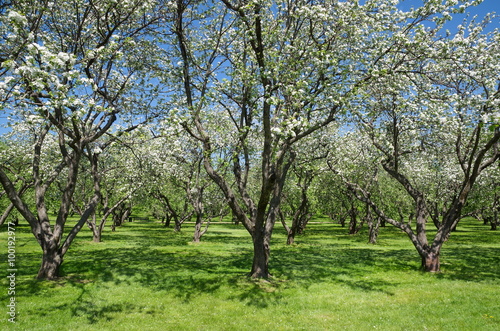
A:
[93, 230, 101, 243]
[278, 210, 294, 245]
[250, 230, 270, 278]
[490, 219, 497, 231]
[37, 245, 63, 280]
[88, 213, 102, 243]
[94, 216, 107, 243]
[287, 209, 305, 245]
[164, 214, 171, 227]
[0, 203, 15, 227]
[368, 216, 380, 244]
[119, 207, 132, 226]
[174, 218, 182, 232]
[421, 251, 440, 272]
[348, 209, 357, 234]
[89, 219, 103, 241]
[192, 212, 203, 242]
[296, 211, 311, 235]
[193, 226, 201, 242]
[491, 209, 499, 230]
[339, 214, 346, 227]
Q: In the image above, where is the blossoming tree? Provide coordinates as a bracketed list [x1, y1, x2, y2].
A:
[348, 15, 500, 271]
[164, 0, 470, 277]
[0, 0, 167, 279]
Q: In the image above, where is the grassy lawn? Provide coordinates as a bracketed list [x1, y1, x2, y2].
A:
[1, 218, 499, 330]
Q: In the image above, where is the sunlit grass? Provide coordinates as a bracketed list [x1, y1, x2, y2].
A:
[1, 218, 499, 330]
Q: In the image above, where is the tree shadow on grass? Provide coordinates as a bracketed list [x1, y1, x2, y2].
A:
[438, 245, 500, 282]
[59, 246, 246, 299]
[12, 221, 500, 317]
[226, 277, 286, 308]
[271, 245, 414, 296]
[37, 281, 138, 324]
[56, 245, 289, 308]
[67, 284, 136, 325]
[71, 300, 136, 324]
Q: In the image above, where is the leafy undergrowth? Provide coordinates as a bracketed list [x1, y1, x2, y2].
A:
[1, 218, 499, 330]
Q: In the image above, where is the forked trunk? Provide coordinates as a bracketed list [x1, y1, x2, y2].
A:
[91, 221, 102, 242]
[279, 210, 295, 245]
[192, 212, 206, 243]
[164, 215, 171, 227]
[37, 246, 63, 280]
[88, 214, 102, 242]
[95, 216, 108, 242]
[193, 224, 202, 242]
[174, 220, 182, 232]
[93, 231, 101, 243]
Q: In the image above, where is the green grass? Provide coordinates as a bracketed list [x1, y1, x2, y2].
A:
[1, 218, 499, 330]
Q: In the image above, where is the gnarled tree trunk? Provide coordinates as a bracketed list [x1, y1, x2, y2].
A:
[420, 250, 440, 272]
[193, 212, 209, 243]
[38, 245, 63, 280]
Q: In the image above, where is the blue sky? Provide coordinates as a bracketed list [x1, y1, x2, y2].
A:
[428, 0, 500, 31]
[1, 0, 499, 136]
[462, 0, 500, 28]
